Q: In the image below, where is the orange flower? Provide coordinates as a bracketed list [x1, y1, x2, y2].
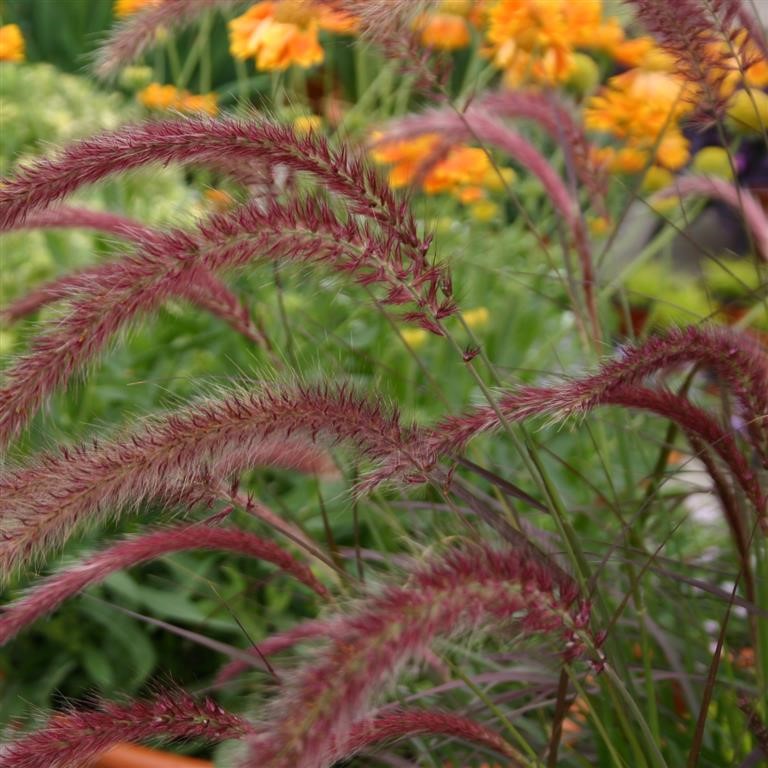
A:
[138, 83, 218, 115]
[423, 146, 493, 194]
[372, 132, 515, 204]
[229, 1, 354, 71]
[370, 133, 443, 189]
[708, 29, 768, 99]
[204, 188, 235, 211]
[486, 0, 574, 85]
[485, 0, 624, 86]
[113, 0, 159, 17]
[0, 24, 25, 62]
[585, 69, 691, 171]
[609, 36, 675, 71]
[417, 12, 470, 50]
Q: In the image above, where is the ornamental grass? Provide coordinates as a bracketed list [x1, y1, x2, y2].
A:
[1, 1, 766, 767]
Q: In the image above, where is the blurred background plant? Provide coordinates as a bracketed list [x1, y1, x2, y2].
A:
[0, 1, 766, 766]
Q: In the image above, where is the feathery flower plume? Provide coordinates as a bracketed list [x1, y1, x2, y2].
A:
[337, 707, 521, 764]
[0, 117, 423, 257]
[380, 91, 607, 212]
[412, 329, 767, 513]
[1, 206, 262, 343]
[215, 618, 332, 685]
[655, 175, 768, 261]
[380, 382, 765, 515]
[245, 542, 591, 767]
[0, 163, 456, 444]
[0, 523, 328, 645]
[1, 688, 251, 768]
[2, 206, 161, 242]
[94, 0, 240, 79]
[0, 382, 420, 576]
[323, 0, 436, 78]
[373, 108, 598, 339]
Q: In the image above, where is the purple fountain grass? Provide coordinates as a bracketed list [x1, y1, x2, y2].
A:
[0, 115, 445, 323]
[244, 542, 591, 768]
[324, 0, 437, 83]
[0, 117, 425, 257]
[483, 325, 767, 464]
[1, 206, 262, 342]
[655, 175, 768, 261]
[379, 90, 607, 213]
[215, 617, 333, 685]
[0, 190, 452, 446]
[365, 326, 768, 509]
[626, 0, 759, 121]
[474, 91, 608, 209]
[0, 382, 422, 577]
[408, 358, 766, 515]
[0, 688, 252, 768]
[94, 0, 240, 79]
[223, 488, 336, 567]
[0, 522, 328, 646]
[2, 205, 163, 242]
[336, 707, 520, 764]
[373, 108, 599, 340]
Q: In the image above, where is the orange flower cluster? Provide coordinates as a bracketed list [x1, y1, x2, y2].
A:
[137, 83, 218, 115]
[0, 23, 25, 62]
[414, 0, 475, 51]
[371, 132, 512, 208]
[229, 0, 356, 71]
[484, 0, 622, 86]
[581, 14, 768, 174]
[113, 0, 159, 17]
[585, 69, 692, 173]
[370, 131, 515, 223]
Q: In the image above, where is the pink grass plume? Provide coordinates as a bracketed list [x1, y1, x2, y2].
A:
[1, 206, 263, 343]
[373, 107, 599, 340]
[336, 707, 521, 764]
[94, 0, 240, 80]
[0, 382, 421, 577]
[655, 175, 768, 261]
[244, 541, 591, 767]
[0, 688, 251, 768]
[0, 522, 328, 646]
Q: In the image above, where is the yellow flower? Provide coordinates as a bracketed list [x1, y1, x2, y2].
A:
[587, 215, 611, 236]
[608, 36, 675, 71]
[293, 114, 322, 134]
[585, 69, 691, 171]
[484, 165, 517, 191]
[114, 0, 159, 17]
[469, 200, 500, 222]
[641, 166, 674, 194]
[138, 83, 218, 115]
[486, 0, 573, 85]
[697, 29, 768, 102]
[691, 147, 734, 180]
[229, 1, 353, 71]
[462, 306, 490, 329]
[726, 88, 768, 136]
[401, 328, 428, 349]
[372, 133, 516, 205]
[0, 24, 25, 62]
[370, 133, 442, 188]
